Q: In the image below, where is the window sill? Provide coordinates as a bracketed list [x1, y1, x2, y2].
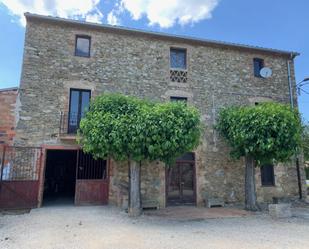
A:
[74, 54, 90, 58]
[168, 82, 189, 88]
[170, 68, 187, 72]
[59, 134, 77, 140]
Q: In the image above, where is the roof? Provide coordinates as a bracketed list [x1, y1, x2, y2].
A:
[24, 12, 299, 58]
[0, 87, 18, 92]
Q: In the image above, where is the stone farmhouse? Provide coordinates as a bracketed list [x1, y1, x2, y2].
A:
[0, 13, 306, 209]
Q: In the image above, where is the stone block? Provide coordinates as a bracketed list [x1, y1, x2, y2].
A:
[206, 197, 225, 208]
[268, 203, 292, 218]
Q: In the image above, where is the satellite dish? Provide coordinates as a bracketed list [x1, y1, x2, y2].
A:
[260, 67, 272, 78]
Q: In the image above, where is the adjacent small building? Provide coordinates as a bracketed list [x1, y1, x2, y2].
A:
[0, 87, 18, 146]
[0, 12, 306, 209]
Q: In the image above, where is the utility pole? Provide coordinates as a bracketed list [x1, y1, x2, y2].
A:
[287, 58, 309, 200]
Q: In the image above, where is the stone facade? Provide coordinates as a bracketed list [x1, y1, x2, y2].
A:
[0, 88, 18, 145]
[12, 13, 306, 208]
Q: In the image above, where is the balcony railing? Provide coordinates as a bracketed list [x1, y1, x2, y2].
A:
[59, 111, 86, 135]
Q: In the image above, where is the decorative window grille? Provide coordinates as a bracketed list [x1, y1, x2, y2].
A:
[170, 69, 188, 83]
[170, 48, 187, 83]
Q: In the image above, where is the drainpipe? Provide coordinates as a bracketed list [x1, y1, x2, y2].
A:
[287, 59, 294, 109]
[287, 54, 302, 199]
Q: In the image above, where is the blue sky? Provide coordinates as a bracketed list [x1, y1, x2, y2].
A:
[0, 0, 308, 122]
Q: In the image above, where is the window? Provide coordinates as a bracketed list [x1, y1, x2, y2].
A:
[170, 48, 187, 69]
[253, 58, 264, 77]
[75, 35, 91, 57]
[260, 164, 275, 186]
[68, 89, 91, 134]
[170, 48, 188, 83]
[170, 96, 188, 103]
[176, 152, 195, 161]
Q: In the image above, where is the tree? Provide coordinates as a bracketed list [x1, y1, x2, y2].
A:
[303, 125, 309, 180]
[303, 125, 309, 162]
[78, 94, 201, 216]
[216, 102, 302, 211]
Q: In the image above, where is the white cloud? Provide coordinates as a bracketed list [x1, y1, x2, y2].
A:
[0, 0, 220, 28]
[107, 10, 120, 25]
[0, 0, 102, 26]
[120, 0, 220, 28]
[86, 9, 103, 23]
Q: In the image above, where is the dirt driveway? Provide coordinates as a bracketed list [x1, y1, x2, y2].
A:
[1, 205, 309, 249]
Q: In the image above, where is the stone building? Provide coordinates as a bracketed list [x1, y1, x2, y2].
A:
[0, 12, 306, 209]
[0, 87, 18, 146]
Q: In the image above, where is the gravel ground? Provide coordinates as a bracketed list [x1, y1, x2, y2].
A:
[1, 205, 309, 249]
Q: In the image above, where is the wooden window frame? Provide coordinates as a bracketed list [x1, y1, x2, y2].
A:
[68, 88, 91, 134]
[170, 47, 187, 70]
[253, 58, 264, 78]
[75, 35, 91, 58]
[260, 164, 275, 187]
[170, 96, 188, 102]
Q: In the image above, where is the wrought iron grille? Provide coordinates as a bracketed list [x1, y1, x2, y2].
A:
[77, 151, 107, 180]
[59, 112, 86, 135]
[0, 146, 42, 181]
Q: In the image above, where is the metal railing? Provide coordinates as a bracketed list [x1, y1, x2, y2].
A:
[59, 111, 86, 135]
[77, 151, 107, 180]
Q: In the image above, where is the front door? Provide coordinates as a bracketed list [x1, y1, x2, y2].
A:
[167, 154, 195, 205]
[68, 89, 91, 134]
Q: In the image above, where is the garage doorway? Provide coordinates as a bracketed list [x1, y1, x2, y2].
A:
[43, 150, 77, 206]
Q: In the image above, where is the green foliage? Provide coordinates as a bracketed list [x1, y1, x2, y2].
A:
[303, 125, 309, 161]
[216, 102, 302, 165]
[142, 101, 201, 165]
[305, 167, 309, 180]
[78, 94, 201, 165]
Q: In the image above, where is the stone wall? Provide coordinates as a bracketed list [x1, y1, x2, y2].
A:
[0, 88, 18, 145]
[109, 160, 166, 209]
[14, 16, 305, 208]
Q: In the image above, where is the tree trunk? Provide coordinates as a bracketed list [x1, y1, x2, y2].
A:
[244, 155, 258, 211]
[128, 160, 141, 217]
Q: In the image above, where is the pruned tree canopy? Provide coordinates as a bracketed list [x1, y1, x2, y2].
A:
[78, 93, 201, 165]
[303, 125, 309, 161]
[216, 102, 302, 165]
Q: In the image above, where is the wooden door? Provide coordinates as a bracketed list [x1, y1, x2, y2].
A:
[167, 161, 195, 205]
[74, 151, 108, 205]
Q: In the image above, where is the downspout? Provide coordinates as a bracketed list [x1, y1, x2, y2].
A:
[287, 59, 294, 109]
[287, 54, 302, 199]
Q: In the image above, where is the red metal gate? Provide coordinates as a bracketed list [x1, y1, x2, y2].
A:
[0, 145, 42, 209]
[74, 150, 108, 205]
